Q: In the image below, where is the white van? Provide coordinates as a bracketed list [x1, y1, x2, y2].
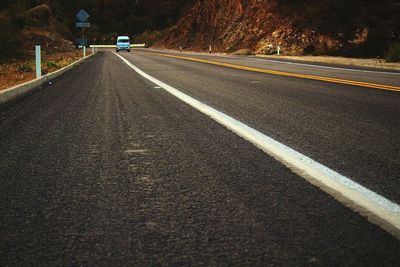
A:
[116, 36, 130, 52]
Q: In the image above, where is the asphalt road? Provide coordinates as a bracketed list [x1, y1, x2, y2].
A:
[1, 50, 399, 266]
[142, 48, 400, 87]
[123, 49, 400, 204]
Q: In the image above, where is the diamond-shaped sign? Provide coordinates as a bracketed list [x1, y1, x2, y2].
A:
[76, 9, 90, 22]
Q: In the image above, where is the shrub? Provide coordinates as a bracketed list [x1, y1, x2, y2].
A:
[264, 45, 278, 55]
[384, 43, 400, 62]
[225, 44, 239, 53]
[46, 61, 58, 68]
[17, 64, 32, 73]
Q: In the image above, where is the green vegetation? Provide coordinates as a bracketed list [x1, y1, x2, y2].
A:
[384, 43, 400, 62]
[225, 42, 239, 53]
[16, 64, 33, 73]
[46, 61, 58, 68]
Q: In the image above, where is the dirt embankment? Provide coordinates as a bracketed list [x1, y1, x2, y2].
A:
[0, 4, 76, 62]
[160, 0, 400, 57]
[0, 51, 89, 91]
[21, 4, 76, 55]
[0, 4, 85, 91]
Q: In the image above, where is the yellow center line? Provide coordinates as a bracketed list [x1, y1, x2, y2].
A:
[150, 53, 400, 92]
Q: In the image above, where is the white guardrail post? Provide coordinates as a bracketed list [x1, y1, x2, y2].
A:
[35, 45, 41, 79]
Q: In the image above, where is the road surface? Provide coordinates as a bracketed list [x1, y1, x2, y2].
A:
[1, 50, 399, 266]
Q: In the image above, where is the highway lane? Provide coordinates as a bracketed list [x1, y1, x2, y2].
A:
[0, 51, 399, 265]
[121, 50, 400, 205]
[141, 48, 400, 88]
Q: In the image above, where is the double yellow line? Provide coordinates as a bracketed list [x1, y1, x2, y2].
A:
[153, 53, 400, 92]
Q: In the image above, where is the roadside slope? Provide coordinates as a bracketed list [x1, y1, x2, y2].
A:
[161, 0, 400, 57]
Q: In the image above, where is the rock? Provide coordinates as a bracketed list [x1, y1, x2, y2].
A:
[24, 4, 52, 26]
[263, 44, 278, 55]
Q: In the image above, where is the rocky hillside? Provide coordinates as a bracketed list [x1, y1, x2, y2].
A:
[1, 0, 399, 59]
[161, 0, 400, 57]
[0, 0, 194, 61]
[0, 3, 75, 61]
[21, 4, 75, 53]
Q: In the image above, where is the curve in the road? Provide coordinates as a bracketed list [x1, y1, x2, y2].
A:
[151, 53, 400, 92]
[249, 58, 400, 75]
[115, 52, 400, 239]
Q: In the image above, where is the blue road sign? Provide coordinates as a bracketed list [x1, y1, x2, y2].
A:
[76, 22, 91, 28]
[76, 39, 89, 48]
[76, 9, 90, 22]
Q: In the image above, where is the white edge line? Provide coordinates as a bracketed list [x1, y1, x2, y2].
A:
[114, 52, 400, 239]
[250, 58, 400, 76]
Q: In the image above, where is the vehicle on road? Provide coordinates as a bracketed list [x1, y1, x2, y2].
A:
[116, 36, 130, 52]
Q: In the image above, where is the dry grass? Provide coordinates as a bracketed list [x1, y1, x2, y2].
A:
[0, 50, 90, 91]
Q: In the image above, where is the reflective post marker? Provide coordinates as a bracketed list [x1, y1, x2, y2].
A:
[35, 45, 41, 79]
